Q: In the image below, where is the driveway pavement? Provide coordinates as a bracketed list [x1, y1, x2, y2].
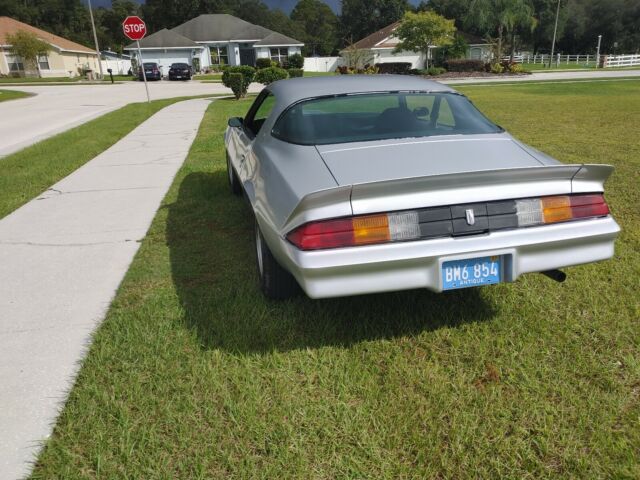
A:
[0, 80, 261, 158]
[0, 98, 210, 479]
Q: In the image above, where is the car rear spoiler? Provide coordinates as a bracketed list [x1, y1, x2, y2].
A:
[281, 164, 614, 232]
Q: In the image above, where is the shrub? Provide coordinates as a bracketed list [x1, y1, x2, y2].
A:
[337, 65, 352, 74]
[287, 68, 304, 78]
[226, 72, 244, 99]
[490, 62, 505, 74]
[255, 58, 273, 69]
[375, 62, 412, 74]
[427, 66, 447, 76]
[222, 66, 256, 98]
[444, 59, 485, 72]
[255, 66, 289, 85]
[506, 62, 524, 73]
[287, 53, 304, 69]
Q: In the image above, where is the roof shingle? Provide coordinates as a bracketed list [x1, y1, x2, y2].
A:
[0, 16, 95, 54]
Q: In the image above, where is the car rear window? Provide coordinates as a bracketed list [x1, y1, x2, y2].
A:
[272, 92, 502, 145]
[171, 63, 189, 68]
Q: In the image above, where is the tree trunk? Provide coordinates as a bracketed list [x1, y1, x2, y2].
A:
[497, 24, 504, 61]
[510, 32, 516, 63]
[425, 48, 429, 70]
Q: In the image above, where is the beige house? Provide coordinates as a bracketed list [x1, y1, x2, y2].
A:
[346, 21, 493, 69]
[0, 16, 99, 77]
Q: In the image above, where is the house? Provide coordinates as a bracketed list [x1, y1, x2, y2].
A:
[347, 21, 493, 69]
[0, 16, 99, 77]
[125, 14, 303, 73]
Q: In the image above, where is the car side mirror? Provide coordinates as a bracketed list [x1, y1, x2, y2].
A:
[228, 117, 243, 128]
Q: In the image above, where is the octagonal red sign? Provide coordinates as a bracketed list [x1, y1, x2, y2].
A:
[122, 16, 146, 41]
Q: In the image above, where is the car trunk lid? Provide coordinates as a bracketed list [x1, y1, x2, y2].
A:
[315, 135, 545, 186]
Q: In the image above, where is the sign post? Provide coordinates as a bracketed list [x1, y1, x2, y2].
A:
[122, 16, 150, 103]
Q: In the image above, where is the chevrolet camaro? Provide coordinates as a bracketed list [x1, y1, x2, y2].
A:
[224, 75, 619, 299]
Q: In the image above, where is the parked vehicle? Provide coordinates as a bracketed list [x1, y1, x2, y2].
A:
[168, 63, 192, 81]
[139, 62, 162, 81]
[225, 76, 620, 299]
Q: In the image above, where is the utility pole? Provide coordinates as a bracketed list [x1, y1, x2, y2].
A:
[87, 0, 104, 79]
[548, 0, 561, 69]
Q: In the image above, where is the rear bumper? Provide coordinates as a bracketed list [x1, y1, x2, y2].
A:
[271, 217, 620, 299]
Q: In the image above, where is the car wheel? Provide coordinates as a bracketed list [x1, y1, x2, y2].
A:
[226, 151, 242, 196]
[255, 220, 299, 300]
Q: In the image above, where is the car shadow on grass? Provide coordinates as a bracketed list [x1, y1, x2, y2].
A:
[166, 172, 497, 354]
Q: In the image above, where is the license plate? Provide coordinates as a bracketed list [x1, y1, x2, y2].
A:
[442, 256, 501, 290]
[145, 70, 152, 74]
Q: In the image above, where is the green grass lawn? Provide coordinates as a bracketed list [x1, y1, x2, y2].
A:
[31, 80, 639, 479]
[0, 89, 30, 102]
[0, 75, 83, 83]
[0, 95, 221, 220]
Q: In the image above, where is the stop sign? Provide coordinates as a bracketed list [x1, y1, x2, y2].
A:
[122, 16, 146, 41]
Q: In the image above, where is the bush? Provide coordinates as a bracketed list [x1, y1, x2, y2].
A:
[221, 66, 256, 98]
[287, 68, 304, 78]
[444, 59, 485, 72]
[255, 58, 273, 69]
[490, 62, 505, 74]
[503, 61, 524, 73]
[255, 66, 289, 85]
[226, 73, 244, 99]
[337, 64, 378, 75]
[427, 66, 447, 76]
[375, 62, 412, 74]
[287, 53, 304, 69]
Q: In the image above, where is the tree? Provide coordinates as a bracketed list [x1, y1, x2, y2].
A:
[465, 0, 536, 61]
[6, 30, 51, 77]
[339, 0, 411, 47]
[291, 0, 339, 56]
[393, 11, 456, 69]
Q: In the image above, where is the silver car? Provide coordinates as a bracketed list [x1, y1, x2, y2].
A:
[225, 75, 619, 299]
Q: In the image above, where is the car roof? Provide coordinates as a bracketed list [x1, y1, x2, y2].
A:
[267, 75, 457, 106]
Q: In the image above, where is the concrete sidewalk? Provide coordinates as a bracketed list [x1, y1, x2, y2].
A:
[0, 98, 210, 479]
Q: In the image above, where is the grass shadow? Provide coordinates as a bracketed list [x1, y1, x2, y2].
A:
[167, 171, 497, 354]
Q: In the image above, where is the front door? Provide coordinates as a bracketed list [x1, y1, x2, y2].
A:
[239, 48, 256, 66]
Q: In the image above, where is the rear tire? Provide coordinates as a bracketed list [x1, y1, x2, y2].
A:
[226, 151, 242, 196]
[255, 220, 299, 300]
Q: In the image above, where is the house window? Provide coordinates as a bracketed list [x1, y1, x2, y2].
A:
[6, 54, 24, 71]
[269, 48, 288, 66]
[209, 46, 229, 66]
[38, 54, 50, 70]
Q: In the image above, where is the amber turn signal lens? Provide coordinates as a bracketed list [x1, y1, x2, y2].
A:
[542, 196, 572, 223]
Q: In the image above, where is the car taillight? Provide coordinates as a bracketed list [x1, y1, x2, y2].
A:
[516, 193, 609, 227]
[287, 193, 610, 251]
[287, 211, 421, 250]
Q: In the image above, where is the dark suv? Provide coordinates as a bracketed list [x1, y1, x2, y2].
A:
[168, 63, 192, 81]
[139, 62, 162, 81]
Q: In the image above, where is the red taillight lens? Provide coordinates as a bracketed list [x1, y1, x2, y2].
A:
[516, 193, 609, 227]
[287, 218, 354, 250]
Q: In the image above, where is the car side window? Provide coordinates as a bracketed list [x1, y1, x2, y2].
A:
[245, 92, 276, 137]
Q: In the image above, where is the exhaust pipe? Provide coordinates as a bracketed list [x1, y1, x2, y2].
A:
[541, 269, 567, 283]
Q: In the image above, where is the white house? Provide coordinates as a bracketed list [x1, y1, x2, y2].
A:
[125, 14, 303, 73]
[347, 21, 493, 69]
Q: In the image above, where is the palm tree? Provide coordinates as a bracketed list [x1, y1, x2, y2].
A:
[465, 0, 537, 62]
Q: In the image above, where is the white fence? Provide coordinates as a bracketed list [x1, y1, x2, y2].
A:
[602, 54, 640, 67]
[101, 58, 132, 75]
[506, 54, 595, 65]
[304, 56, 343, 72]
